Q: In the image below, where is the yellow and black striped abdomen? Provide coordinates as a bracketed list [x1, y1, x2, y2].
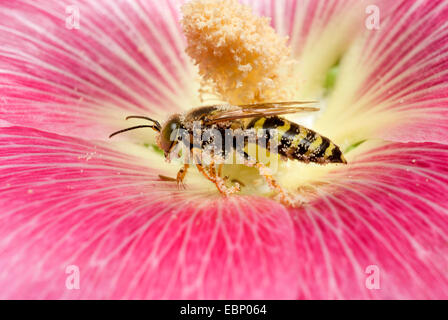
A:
[246, 116, 346, 164]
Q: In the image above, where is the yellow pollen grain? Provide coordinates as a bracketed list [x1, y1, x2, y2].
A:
[181, 0, 299, 104]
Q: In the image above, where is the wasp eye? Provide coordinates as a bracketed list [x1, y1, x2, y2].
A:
[159, 115, 182, 154]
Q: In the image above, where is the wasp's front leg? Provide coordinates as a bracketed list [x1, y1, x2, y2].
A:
[176, 164, 189, 189]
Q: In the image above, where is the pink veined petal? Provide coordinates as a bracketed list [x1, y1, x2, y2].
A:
[0, 0, 197, 139]
[316, 0, 448, 145]
[0, 126, 300, 299]
[290, 141, 448, 299]
[262, 0, 388, 97]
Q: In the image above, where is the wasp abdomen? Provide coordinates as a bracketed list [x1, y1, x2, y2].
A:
[246, 116, 346, 164]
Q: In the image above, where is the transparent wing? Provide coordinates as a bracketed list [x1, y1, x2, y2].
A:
[204, 101, 319, 124]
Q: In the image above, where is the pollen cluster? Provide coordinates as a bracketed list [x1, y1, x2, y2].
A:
[181, 0, 298, 104]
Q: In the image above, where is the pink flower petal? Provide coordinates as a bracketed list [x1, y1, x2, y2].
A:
[316, 0, 448, 144]
[0, 0, 197, 139]
[291, 141, 448, 299]
[0, 126, 300, 299]
[273, 0, 376, 97]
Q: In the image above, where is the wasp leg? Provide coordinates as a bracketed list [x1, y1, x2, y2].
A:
[158, 174, 177, 182]
[217, 164, 244, 190]
[217, 163, 223, 178]
[191, 147, 239, 195]
[238, 151, 297, 207]
[176, 164, 189, 189]
[230, 178, 245, 187]
[196, 164, 219, 190]
[211, 161, 240, 195]
[196, 163, 240, 196]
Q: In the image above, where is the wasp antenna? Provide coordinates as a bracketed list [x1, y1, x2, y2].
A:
[125, 115, 162, 130]
[109, 125, 160, 139]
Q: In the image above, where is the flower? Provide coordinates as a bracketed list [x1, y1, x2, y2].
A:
[0, 0, 448, 299]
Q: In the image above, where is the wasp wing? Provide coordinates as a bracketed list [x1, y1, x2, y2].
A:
[204, 101, 319, 124]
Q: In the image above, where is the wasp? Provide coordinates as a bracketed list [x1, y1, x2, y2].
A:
[109, 102, 347, 206]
